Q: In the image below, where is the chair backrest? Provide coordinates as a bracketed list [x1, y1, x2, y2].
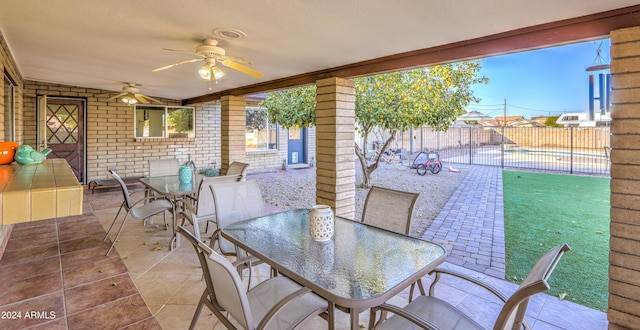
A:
[225, 161, 249, 178]
[361, 186, 419, 235]
[177, 226, 255, 329]
[210, 180, 264, 254]
[194, 174, 243, 218]
[495, 243, 571, 329]
[109, 168, 133, 209]
[148, 159, 180, 177]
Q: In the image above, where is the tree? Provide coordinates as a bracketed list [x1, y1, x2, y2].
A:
[260, 61, 488, 187]
[544, 115, 563, 127]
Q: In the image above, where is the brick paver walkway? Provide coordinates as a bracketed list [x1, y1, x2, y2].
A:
[422, 165, 506, 278]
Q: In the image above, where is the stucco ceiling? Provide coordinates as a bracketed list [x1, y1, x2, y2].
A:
[1, 1, 639, 102]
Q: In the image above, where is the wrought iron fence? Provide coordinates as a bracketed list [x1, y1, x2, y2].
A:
[384, 126, 611, 176]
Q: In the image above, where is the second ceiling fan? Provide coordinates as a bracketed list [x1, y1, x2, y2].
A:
[152, 39, 263, 81]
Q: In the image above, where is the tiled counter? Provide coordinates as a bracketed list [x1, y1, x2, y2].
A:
[0, 159, 83, 224]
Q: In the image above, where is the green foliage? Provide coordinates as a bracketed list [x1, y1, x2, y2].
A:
[246, 108, 267, 131]
[355, 62, 487, 133]
[259, 85, 316, 128]
[545, 115, 563, 127]
[167, 108, 193, 133]
[259, 61, 487, 132]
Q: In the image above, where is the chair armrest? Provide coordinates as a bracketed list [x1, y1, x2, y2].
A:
[256, 287, 322, 330]
[129, 195, 173, 208]
[428, 267, 508, 302]
[370, 303, 439, 330]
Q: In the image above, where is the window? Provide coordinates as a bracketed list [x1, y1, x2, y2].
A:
[3, 74, 15, 141]
[135, 105, 194, 138]
[246, 107, 277, 151]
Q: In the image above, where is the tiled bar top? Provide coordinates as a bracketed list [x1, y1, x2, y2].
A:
[0, 159, 83, 224]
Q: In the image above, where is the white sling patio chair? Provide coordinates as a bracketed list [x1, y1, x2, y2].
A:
[177, 226, 328, 330]
[362, 185, 422, 299]
[103, 168, 173, 256]
[369, 243, 571, 330]
[180, 174, 243, 240]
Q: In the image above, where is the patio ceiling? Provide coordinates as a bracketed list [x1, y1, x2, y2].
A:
[1, 1, 640, 105]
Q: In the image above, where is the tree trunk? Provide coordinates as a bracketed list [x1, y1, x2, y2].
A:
[354, 131, 396, 189]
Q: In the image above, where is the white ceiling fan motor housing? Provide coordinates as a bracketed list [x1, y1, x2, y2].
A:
[197, 39, 225, 57]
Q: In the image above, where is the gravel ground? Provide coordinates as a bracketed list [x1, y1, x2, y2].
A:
[249, 161, 471, 238]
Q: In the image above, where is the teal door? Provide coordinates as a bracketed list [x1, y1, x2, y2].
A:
[287, 127, 306, 165]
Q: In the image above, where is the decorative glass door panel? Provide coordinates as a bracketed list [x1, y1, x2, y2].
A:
[44, 98, 85, 182]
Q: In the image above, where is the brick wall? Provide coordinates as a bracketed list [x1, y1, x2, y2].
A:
[609, 26, 640, 328]
[21, 81, 225, 182]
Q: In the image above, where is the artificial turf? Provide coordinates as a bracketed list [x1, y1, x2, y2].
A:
[502, 170, 610, 311]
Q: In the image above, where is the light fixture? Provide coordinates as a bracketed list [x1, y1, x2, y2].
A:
[121, 92, 138, 104]
[198, 59, 225, 81]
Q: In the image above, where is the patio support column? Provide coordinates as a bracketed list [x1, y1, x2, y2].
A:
[609, 26, 640, 328]
[220, 95, 246, 174]
[315, 77, 356, 219]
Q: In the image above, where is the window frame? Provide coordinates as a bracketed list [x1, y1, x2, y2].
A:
[245, 106, 278, 152]
[3, 73, 15, 142]
[134, 105, 195, 139]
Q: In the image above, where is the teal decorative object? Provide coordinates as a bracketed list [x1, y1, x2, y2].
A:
[179, 165, 192, 183]
[14, 145, 52, 165]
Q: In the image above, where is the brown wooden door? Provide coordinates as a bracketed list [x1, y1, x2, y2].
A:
[45, 98, 85, 182]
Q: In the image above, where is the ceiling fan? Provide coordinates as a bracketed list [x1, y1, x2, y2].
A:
[108, 84, 162, 105]
[152, 39, 263, 81]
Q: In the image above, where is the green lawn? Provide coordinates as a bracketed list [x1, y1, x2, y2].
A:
[503, 170, 610, 311]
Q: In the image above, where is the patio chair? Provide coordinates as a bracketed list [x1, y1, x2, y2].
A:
[368, 243, 571, 330]
[362, 186, 419, 235]
[209, 179, 267, 286]
[177, 226, 328, 330]
[180, 174, 243, 240]
[103, 168, 173, 256]
[149, 158, 180, 176]
[225, 161, 250, 179]
[362, 186, 423, 300]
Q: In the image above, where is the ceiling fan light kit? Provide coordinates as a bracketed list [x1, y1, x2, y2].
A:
[108, 84, 163, 105]
[153, 38, 263, 83]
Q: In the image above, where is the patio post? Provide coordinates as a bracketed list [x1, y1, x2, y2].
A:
[609, 25, 640, 328]
[315, 77, 356, 219]
[220, 95, 247, 174]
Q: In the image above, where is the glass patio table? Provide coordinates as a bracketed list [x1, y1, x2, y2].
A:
[221, 209, 447, 330]
[139, 174, 200, 249]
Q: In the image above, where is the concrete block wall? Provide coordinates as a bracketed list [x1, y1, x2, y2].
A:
[609, 26, 640, 329]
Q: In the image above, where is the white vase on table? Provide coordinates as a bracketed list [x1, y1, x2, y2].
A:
[309, 205, 334, 242]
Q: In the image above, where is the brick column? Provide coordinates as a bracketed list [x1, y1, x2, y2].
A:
[220, 95, 246, 175]
[315, 77, 356, 218]
[609, 26, 640, 329]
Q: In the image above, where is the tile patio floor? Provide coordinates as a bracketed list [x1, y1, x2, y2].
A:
[0, 166, 607, 329]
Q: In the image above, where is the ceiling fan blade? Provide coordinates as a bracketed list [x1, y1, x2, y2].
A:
[108, 92, 127, 101]
[152, 58, 202, 72]
[216, 54, 251, 64]
[137, 94, 163, 104]
[134, 94, 150, 104]
[221, 60, 263, 78]
[163, 48, 200, 56]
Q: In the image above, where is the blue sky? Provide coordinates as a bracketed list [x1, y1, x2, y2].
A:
[468, 38, 611, 119]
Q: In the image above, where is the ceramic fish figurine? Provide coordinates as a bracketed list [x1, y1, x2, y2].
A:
[14, 145, 53, 165]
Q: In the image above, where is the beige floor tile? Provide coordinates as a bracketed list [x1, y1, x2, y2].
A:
[155, 303, 223, 330]
[135, 272, 191, 308]
[167, 274, 207, 305]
